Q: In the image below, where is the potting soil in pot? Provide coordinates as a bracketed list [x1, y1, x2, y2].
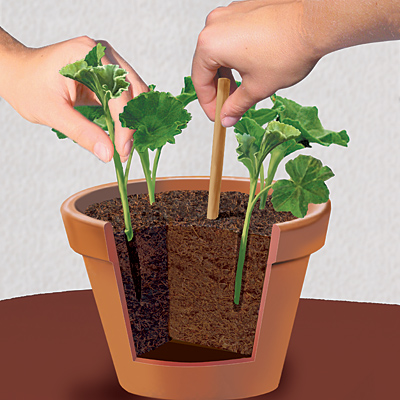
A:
[85, 190, 295, 358]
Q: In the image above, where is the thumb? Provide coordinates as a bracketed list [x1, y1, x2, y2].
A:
[51, 105, 114, 163]
[220, 80, 263, 128]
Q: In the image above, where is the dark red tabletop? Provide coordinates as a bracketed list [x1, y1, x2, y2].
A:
[0, 290, 399, 399]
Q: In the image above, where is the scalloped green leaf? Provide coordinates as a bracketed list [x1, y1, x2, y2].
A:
[235, 132, 258, 180]
[267, 121, 301, 138]
[235, 119, 301, 179]
[271, 154, 334, 217]
[176, 76, 198, 107]
[119, 90, 192, 152]
[234, 117, 265, 148]
[272, 95, 349, 147]
[60, 46, 129, 105]
[259, 121, 301, 161]
[93, 64, 130, 101]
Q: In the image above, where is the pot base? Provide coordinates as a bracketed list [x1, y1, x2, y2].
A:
[139, 339, 246, 362]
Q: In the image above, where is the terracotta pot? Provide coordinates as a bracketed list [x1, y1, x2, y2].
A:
[61, 176, 330, 400]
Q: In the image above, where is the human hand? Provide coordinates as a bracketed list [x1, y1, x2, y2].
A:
[1, 35, 148, 162]
[191, 0, 319, 127]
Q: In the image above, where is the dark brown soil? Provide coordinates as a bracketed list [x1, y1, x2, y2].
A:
[85, 190, 295, 358]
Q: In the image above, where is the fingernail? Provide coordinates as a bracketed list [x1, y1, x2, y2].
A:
[221, 116, 239, 128]
[120, 140, 133, 163]
[123, 139, 133, 158]
[94, 142, 111, 163]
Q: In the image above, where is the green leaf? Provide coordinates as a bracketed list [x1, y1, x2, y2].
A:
[234, 117, 267, 179]
[60, 46, 130, 106]
[234, 117, 265, 147]
[176, 76, 198, 107]
[52, 105, 107, 140]
[267, 121, 301, 138]
[271, 154, 334, 218]
[270, 138, 305, 159]
[272, 95, 349, 147]
[76, 105, 107, 130]
[234, 118, 301, 179]
[84, 43, 105, 67]
[93, 64, 130, 101]
[258, 121, 301, 161]
[119, 90, 192, 152]
[235, 132, 259, 180]
[243, 108, 278, 126]
[52, 129, 68, 140]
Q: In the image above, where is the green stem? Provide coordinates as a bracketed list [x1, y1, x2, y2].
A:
[138, 149, 155, 204]
[234, 182, 274, 305]
[259, 164, 265, 210]
[260, 150, 283, 209]
[104, 106, 133, 241]
[124, 145, 135, 187]
[150, 147, 162, 200]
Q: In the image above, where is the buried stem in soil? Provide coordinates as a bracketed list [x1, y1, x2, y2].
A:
[234, 183, 273, 305]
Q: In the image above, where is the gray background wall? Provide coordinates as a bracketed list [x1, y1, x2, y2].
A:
[1, 0, 399, 304]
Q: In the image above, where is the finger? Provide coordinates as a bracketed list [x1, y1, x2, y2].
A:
[99, 40, 149, 96]
[108, 90, 135, 163]
[201, 67, 237, 122]
[219, 77, 265, 127]
[191, 31, 221, 121]
[99, 42, 148, 162]
[51, 104, 114, 163]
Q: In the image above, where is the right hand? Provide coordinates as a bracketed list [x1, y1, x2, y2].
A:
[191, 0, 320, 127]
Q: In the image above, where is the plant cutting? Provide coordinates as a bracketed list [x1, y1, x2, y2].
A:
[53, 44, 133, 239]
[119, 77, 196, 204]
[53, 43, 197, 240]
[57, 44, 349, 399]
[232, 92, 349, 303]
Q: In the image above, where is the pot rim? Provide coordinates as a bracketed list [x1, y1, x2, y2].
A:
[61, 175, 331, 268]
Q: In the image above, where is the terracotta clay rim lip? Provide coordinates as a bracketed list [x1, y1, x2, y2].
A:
[62, 176, 330, 230]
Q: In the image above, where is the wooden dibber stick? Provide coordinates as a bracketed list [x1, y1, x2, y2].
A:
[207, 77, 231, 219]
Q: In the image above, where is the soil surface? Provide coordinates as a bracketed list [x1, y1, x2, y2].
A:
[85, 190, 296, 358]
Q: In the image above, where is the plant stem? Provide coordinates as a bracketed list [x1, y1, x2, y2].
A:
[150, 147, 162, 200]
[259, 150, 283, 209]
[124, 145, 135, 186]
[104, 106, 133, 241]
[234, 182, 273, 305]
[259, 164, 265, 209]
[138, 150, 155, 204]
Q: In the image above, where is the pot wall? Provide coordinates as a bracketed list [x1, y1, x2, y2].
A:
[61, 176, 330, 400]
